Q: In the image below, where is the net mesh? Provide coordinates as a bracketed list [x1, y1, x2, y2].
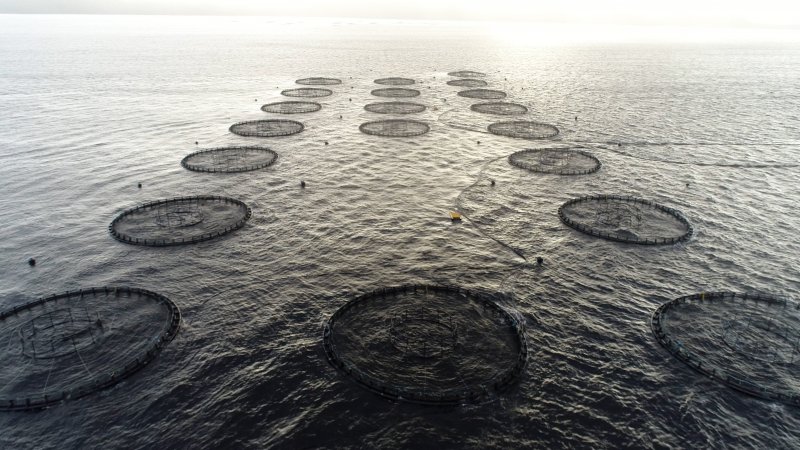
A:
[371, 88, 421, 98]
[0, 287, 180, 411]
[364, 102, 426, 115]
[448, 71, 487, 78]
[281, 88, 333, 98]
[323, 285, 528, 405]
[109, 196, 252, 246]
[487, 121, 559, 139]
[374, 77, 416, 86]
[508, 148, 601, 175]
[261, 101, 322, 114]
[558, 195, 693, 245]
[295, 77, 342, 85]
[457, 89, 507, 100]
[471, 102, 528, 115]
[181, 147, 278, 173]
[359, 119, 430, 137]
[652, 292, 800, 406]
[229, 119, 304, 137]
[447, 79, 488, 88]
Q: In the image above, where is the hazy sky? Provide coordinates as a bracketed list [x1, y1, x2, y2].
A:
[0, 0, 798, 28]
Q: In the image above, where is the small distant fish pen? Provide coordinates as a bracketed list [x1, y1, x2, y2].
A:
[487, 121, 559, 139]
[181, 147, 278, 173]
[558, 195, 693, 245]
[229, 119, 304, 137]
[651, 292, 800, 406]
[322, 284, 528, 405]
[261, 101, 322, 114]
[471, 102, 528, 115]
[458, 89, 507, 100]
[447, 79, 488, 88]
[508, 148, 601, 175]
[371, 88, 421, 98]
[359, 119, 430, 137]
[109, 196, 252, 246]
[281, 87, 333, 98]
[448, 70, 487, 78]
[374, 77, 416, 86]
[295, 77, 342, 85]
[364, 102, 426, 115]
[0, 287, 180, 411]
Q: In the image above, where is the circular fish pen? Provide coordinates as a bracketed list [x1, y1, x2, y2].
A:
[295, 77, 342, 85]
[322, 285, 528, 405]
[448, 70, 487, 78]
[359, 119, 430, 137]
[229, 120, 304, 137]
[458, 89, 507, 100]
[447, 79, 488, 88]
[109, 196, 252, 246]
[261, 101, 322, 114]
[471, 102, 528, 115]
[0, 286, 180, 411]
[281, 88, 333, 98]
[181, 147, 278, 173]
[651, 292, 800, 406]
[487, 121, 559, 140]
[558, 195, 693, 245]
[371, 88, 421, 98]
[508, 148, 601, 175]
[364, 102, 426, 115]
[374, 77, 416, 86]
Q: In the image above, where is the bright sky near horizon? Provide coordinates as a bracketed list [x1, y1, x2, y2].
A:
[0, 0, 798, 29]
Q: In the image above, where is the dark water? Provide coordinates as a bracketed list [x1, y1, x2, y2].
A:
[1, 14, 800, 449]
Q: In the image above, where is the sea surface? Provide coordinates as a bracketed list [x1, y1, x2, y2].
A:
[1, 14, 800, 449]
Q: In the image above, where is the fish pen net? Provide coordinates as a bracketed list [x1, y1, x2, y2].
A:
[651, 292, 800, 406]
[322, 285, 528, 405]
[181, 147, 278, 173]
[558, 195, 693, 245]
[508, 148, 601, 175]
[487, 121, 559, 139]
[448, 71, 487, 78]
[471, 102, 528, 115]
[359, 119, 430, 137]
[109, 195, 252, 246]
[371, 88, 421, 98]
[261, 101, 322, 114]
[447, 79, 488, 88]
[458, 89, 507, 100]
[374, 77, 416, 86]
[0, 287, 180, 411]
[364, 102, 426, 115]
[229, 119, 304, 137]
[295, 77, 342, 85]
[281, 88, 333, 98]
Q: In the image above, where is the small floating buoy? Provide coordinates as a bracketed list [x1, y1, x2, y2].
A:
[477, 141, 481, 145]
[195, 141, 198, 145]
[618, 143, 622, 147]
[339, 115, 342, 119]
[686, 182, 690, 187]
[137, 183, 142, 189]
[300, 180, 306, 188]
[349, 98, 352, 102]
[536, 257, 543, 265]
[324, 141, 329, 145]
[575, 116, 578, 121]
[28, 258, 36, 267]
[490, 179, 495, 186]
[449, 211, 462, 221]
[255, 99, 257, 102]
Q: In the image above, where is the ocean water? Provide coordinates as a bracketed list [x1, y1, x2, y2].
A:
[1, 14, 800, 449]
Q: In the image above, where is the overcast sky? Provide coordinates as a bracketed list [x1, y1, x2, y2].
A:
[0, 0, 798, 28]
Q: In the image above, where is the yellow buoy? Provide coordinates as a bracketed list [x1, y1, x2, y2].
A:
[449, 211, 462, 221]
